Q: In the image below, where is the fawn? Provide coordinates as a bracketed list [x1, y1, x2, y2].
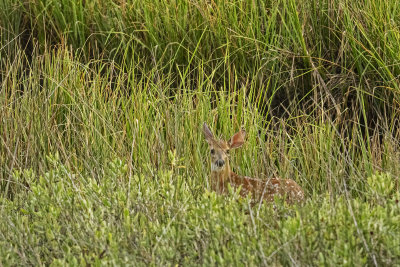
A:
[203, 122, 304, 204]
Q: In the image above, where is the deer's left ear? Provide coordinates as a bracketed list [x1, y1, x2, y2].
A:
[229, 129, 246, 149]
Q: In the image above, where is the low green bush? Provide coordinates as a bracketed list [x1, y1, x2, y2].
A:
[1, 154, 398, 265]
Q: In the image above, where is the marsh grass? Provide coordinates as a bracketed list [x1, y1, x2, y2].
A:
[1, 0, 400, 265]
[1, 45, 399, 265]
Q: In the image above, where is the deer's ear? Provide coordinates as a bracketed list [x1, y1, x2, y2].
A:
[203, 123, 215, 144]
[229, 129, 246, 149]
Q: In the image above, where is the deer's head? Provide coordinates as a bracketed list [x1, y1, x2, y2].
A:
[203, 122, 246, 172]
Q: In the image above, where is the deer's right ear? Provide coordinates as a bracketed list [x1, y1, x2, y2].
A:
[203, 123, 215, 143]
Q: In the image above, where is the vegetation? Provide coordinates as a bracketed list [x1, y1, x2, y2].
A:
[1, 0, 399, 265]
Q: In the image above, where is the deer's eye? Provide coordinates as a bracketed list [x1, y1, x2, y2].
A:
[226, 149, 230, 154]
[210, 149, 215, 155]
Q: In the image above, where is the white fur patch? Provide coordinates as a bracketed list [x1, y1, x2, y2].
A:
[211, 163, 224, 172]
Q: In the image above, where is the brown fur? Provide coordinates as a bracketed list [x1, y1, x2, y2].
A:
[204, 123, 304, 204]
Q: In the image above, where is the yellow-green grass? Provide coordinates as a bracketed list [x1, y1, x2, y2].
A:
[1, 0, 400, 265]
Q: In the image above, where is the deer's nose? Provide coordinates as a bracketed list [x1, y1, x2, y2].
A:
[216, 159, 225, 167]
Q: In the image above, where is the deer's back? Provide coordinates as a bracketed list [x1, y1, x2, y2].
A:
[228, 173, 304, 204]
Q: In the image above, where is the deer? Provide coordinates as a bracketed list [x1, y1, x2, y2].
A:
[203, 122, 304, 204]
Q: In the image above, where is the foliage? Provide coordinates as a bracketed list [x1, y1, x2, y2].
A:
[1, 0, 400, 265]
[1, 155, 399, 265]
[1, 0, 400, 120]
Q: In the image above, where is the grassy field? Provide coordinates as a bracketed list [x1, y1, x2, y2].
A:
[1, 0, 400, 265]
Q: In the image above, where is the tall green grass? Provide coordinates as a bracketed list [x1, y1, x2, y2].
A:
[1, 46, 399, 264]
[1, 0, 400, 265]
[1, 47, 398, 194]
[2, 0, 400, 116]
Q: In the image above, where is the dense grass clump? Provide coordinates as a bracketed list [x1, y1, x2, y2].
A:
[2, 0, 400, 118]
[1, 0, 400, 265]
